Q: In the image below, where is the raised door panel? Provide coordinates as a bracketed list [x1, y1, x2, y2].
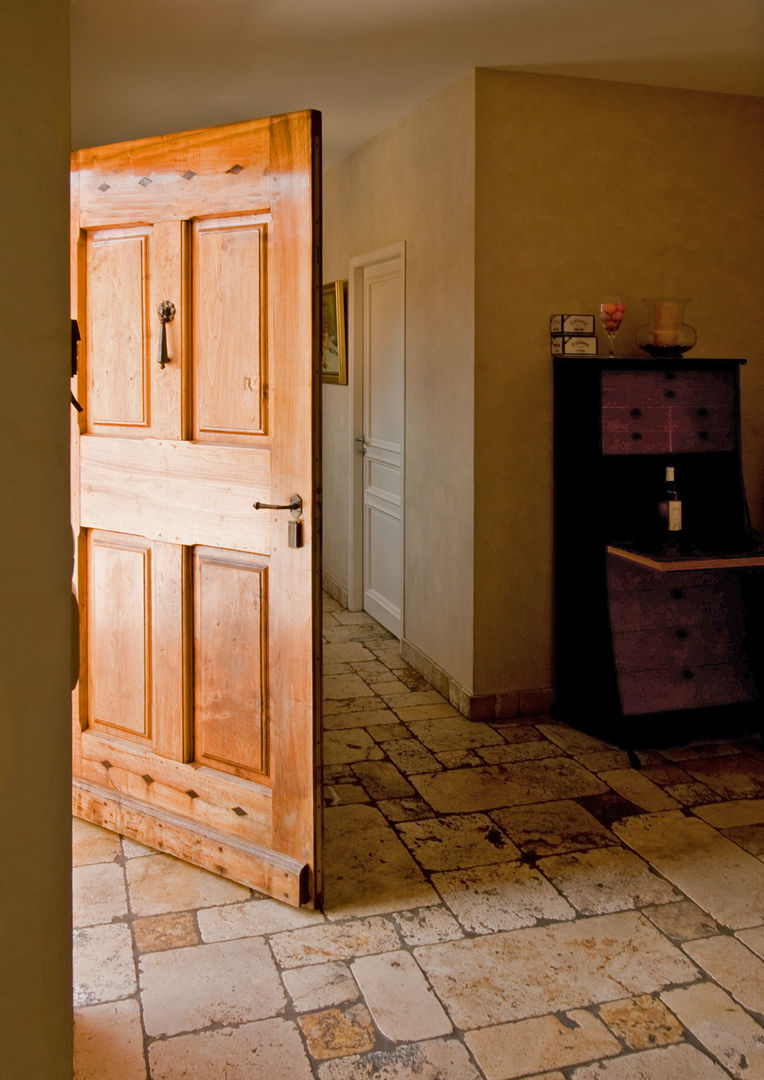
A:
[86, 227, 150, 428]
[193, 215, 269, 442]
[194, 548, 269, 781]
[88, 531, 151, 742]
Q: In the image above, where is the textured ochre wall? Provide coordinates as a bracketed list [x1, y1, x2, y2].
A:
[0, 2, 73, 1074]
[323, 73, 476, 690]
[474, 69, 764, 695]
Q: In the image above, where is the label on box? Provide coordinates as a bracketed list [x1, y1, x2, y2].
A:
[550, 314, 595, 335]
[550, 334, 598, 355]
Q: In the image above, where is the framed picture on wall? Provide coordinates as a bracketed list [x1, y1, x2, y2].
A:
[321, 281, 347, 385]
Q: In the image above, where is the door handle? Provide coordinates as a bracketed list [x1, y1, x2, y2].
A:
[355, 436, 368, 455]
[157, 301, 176, 368]
[253, 494, 303, 517]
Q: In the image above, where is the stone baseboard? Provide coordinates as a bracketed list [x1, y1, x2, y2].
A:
[401, 637, 553, 721]
[321, 572, 349, 609]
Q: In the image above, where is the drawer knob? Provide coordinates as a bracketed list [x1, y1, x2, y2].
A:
[697, 407, 709, 417]
[682, 668, 694, 680]
[631, 431, 643, 441]
[630, 407, 642, 418]
[698, 430, 710, 441]
[665, 389, 676, 399]
[675, 628, 689, 639]
[671, 588, 685, 600]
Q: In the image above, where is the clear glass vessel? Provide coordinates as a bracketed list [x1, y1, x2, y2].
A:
[636, 298, 697, 357]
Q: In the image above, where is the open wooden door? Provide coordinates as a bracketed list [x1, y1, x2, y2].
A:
[70, 112, 322, 907]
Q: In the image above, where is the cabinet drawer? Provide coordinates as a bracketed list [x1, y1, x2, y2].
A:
[607, 559, 720, 594]
[601, 369, 734, 408]
[609, 584, 728, 633]
[619, 662, 756, 715]
[602, 407, 670, 455]
[671, 406, 736, 452]
[612, 626, 734, 672]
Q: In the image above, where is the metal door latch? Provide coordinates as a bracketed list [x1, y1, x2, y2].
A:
[157, 301, 176, 368]
[252, 494, 304, 547]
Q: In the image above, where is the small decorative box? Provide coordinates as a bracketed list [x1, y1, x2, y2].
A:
[550, 314, 596, 335]
[551, 334, 598, 356]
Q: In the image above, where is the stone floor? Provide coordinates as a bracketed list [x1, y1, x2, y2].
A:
[73, 595, 764, 1079]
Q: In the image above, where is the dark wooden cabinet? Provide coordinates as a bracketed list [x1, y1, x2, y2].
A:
[553, 356, 764, 751]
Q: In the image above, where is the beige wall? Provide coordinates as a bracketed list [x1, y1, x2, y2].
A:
[0, 1, 73, 1075]
[323, 73, 476, 690]
[473, 69, 764, 696]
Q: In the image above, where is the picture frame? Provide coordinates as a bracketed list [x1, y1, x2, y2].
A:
[321, 280, 347, 385]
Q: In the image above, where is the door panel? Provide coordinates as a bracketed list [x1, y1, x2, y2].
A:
[194, 548, 268, 781]
[192, 214, 269, 441]
[71, 113, 322, 907]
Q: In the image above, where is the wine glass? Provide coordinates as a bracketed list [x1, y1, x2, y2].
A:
[598, 298, 626, 357]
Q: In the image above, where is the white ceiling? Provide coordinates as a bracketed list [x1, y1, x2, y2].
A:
[71, 0, 764, 167]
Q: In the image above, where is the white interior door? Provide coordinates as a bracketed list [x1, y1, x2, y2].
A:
[349, 247, 405, 637]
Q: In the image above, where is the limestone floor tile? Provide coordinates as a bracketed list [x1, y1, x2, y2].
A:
[73, 923, 136, 1007]
[384, 690, 448, 711]
[351, 951, 452, 1041]
[415, 912, 698, 1028]
[641, 899, 720, 943]
[410, 758, 607, 813]
[351, 760, 415, 799]
[373, 678, 411, 697]
[375, 796, 438, 822]
[683, 934, 764, 1015]
[435, 748, 484, 769]
[323, 673, 380, 700]
[569, 1043, 730, 1080]
[197, 897, 325, 941]
[269, 915, 402, 969]
[396, 813, 520, 870]
[392, 906, 464, 946]
[681, 753, 764, 798]
[316, 1037, 483, 1080]
[324, 642, 377, 664]
[660, 741, 743, 761]
[432, 861, 575, 934]
[661, 982, 764, 1079]
[465, 1008, 621, 1080]
[139, 936, 285, 1037]
[721, 822, 764, 855]
[597, 994, 684, 1050]
[664, 781, 720, 806]
[72, 818, 121, 866]
[73, 999, 146, 1080]
[325, 782, 371, 806]
[282, 961, 359, 1012]
[694, 797, 764, 828]
[73, 861, 128, 927]
[125, 851, 250, 916]
[323, 708, 399, 730]
[324, 728, 386, 765]
[537, 847, 678, 916]
[614, 810, 764, 929]
[597, 769, 681, 812]
[395, 702, 461, 723]
[323, 804, 438, 918]
[148, 1017, 314, 1080]
[491, 799, 618, 857]
[575, 750, 634, 773]
[298, 1003, 376, 1059]
[477, 739, 562, 764]
[381, 737, 442, 775]
[407, 715, 504, 752]
[737, 925, 764, 960]
[535, 723, 613, 755]
[133, 911, 200, 954]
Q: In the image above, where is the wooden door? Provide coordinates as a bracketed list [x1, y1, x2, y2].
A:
[361, 256, 404, 637]
[70, 113, 322, 907]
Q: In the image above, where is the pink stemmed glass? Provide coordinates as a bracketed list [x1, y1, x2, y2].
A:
[598, 298, 626, 357]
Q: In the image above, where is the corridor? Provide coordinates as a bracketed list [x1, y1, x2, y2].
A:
[73, 596, 764, 1078]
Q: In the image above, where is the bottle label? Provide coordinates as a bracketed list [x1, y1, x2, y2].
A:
[668, 500, 682, 532]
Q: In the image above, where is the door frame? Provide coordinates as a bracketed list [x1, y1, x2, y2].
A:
[346, 242, 406, 625]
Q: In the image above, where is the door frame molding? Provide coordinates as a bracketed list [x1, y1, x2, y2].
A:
[346, 242, 406, 620]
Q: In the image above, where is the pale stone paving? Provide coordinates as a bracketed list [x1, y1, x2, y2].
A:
[72, 594, 764, 1079]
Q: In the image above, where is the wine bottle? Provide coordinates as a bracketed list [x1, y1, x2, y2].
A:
[659, 465, 682, 536]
